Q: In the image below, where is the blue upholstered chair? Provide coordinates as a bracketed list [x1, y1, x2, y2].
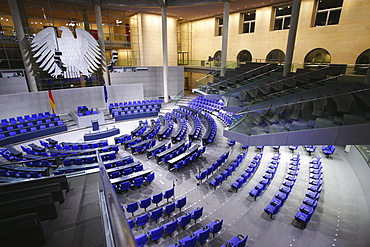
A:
[139, 197, 151, 212]
[126, 202, 139, 217]
[148, 226, 164, 244]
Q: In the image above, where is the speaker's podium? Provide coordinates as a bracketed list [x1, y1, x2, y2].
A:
[91, 120, 99, 131]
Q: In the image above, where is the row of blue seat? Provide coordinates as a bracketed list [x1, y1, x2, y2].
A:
[264, 153, 301, 218]
[220, 234, 248, 247]
[0, 117, 60, 132]
[146, 142, 172, 159]
[166, 219, 224, 247]
[128, 197, 187, 231]
[158, 120, 174, 140]
[135, 208, 211, 247]
[171, 117, 187, 143]
[199, 112, 217, 145]
[1, 112, 56, 126]
[209, 151, 247, 188]
[196, 150, 230, 184]
[112, 108, 160, 118]
[0, 121, 64, 139]
[294, 156, 323, 228]
[322, 145, 336, 157]
[231, 153, 264, 192]
[169, 145, 205, 171]
[125, 188, 175, 216]
[217, 110, 233, 126]
[113, 172, 155, 192]
[0, 169, 43, 178]
[249, 153, 281, 200]
[109, 99, 163, 109]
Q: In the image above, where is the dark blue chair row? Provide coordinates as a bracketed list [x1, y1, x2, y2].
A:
[129, 196, 186, 230]
[125, 187, 175, 216]
[196, 150, 230, 183]
[322, 145, 335, 157]
[1, 112, 56, 127]
[134, 206, 209, 247]
[158, 121, 174, 140]
[209, 151, 247, 189]
[171, 118, 187, 143]
[217, 110, 233, 126]
[0, 169, 42, 178]
[114, 172, 155, 193]
[305, 145, 317, 155]
[220, 234, 248, 247]
[231, 153, 263, 192]
[249, 153, 280, 200]
[264, 153, 300, 218]
[0, 121, 64, 139]
[295, 155, 323, 228]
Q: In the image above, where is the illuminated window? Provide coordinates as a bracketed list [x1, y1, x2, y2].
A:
[241, 11, 255, 34]
[314, 0, 343, 27]
[274, 5, 292, 30]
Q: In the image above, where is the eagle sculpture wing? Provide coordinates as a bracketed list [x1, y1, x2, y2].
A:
[75, 28, 102, 76]
[30, 27, 63, 77]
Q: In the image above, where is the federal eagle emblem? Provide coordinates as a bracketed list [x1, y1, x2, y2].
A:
[31, 27, 102, 78]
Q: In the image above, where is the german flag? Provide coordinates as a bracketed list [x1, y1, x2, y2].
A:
[48, 90, 56, 114]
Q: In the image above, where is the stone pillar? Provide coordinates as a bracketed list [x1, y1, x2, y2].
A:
[162, 7, 169, 103]
[94, 2, 109, 85]
[8, 0, 37, 92]
[220, 0, 230, 76]
[283, 0, 302, 76]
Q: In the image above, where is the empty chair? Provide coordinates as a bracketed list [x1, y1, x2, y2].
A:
[222, 234, 248, 247]
[29, 172, 42, 178]
[140, 197, 151, 211]
[179, 234, 197, 247]
[85, 157, 95, 164]
[194, 226, 211, 245]
[136, 213, 149, 229]
[150, 208, 163, 223]
[164, 220, 178, 236]
[177, 213, 191, 229]
[132, 177, 144, 189]
[119, 181, 131, 193]
[163, 202, 176, 216]
[195, 170, 207, 183]
[123, 168, 133, 176]
[152, 192, 163, 207]
[74, 158, 83, 165]
[135, 164, 144, 172]
[206, 219, 223, 237]
[148, 226, 164, 244]
[110, 171, 121, 179]
[163, 187, 174, 201]
[175, 197, 186, 212]
[190, 207, 203, 223]
[126, 202, 139, 217]
[135, 233, 148, 247]
[144, 172, 155, 186]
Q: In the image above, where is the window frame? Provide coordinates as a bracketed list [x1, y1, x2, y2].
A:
[240, 11, 256, 34]
[215, 17, 223, 36]
[273, 4, 292, 31]
[313, 0, 343, 27]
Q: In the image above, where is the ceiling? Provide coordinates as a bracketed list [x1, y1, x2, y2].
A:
[68, 0, 291, 21]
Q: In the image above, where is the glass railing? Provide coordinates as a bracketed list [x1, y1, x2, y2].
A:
[97, 152, 137, 247]
[227, 86, 370, 136]
[194, 74, 214, 94]
[355, 145, 370, 167]
[186, 60, 238, 69]
[173, 89, 184, 104]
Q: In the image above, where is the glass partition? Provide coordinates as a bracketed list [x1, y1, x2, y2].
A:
[228, 85, 370, 136]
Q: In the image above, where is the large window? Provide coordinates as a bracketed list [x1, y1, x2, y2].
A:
[216, 17, 223, 36]
[274, 5, 292, 30]
[314, 0, 343, 26]
[241, 11, 255, 34]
